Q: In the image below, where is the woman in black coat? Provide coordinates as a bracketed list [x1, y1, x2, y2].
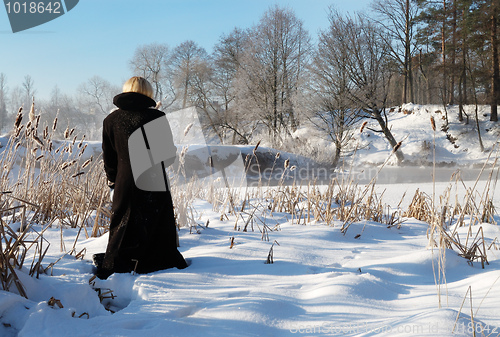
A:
[96, 76, 187, 279]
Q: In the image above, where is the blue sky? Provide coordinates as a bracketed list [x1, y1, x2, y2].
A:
[1, 0, 371, 100]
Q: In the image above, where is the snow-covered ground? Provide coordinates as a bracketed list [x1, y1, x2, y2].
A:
[2, 190, 500, 337]
[358, 103, 500, 167]
[291, 103, 500, 168]
[1, 105, 500, 336]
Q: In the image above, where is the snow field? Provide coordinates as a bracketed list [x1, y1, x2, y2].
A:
[1, 189, 499, 336]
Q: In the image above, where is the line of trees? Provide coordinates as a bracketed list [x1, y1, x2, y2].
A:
[0, 73, 119, 139]
[410, 0, 500, 123]
[0, 1, 498, 165]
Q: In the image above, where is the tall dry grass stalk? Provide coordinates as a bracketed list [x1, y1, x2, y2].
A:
[0, 105, 109, 230]
[424, 156, 498, 266]
[0, 193, 51, 298]
[180, 147, 404, 242]
[422, 118, 499, 308]
[0, 102, 108, 297]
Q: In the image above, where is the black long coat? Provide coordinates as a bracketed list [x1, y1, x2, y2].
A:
[99, 92, 187, 278]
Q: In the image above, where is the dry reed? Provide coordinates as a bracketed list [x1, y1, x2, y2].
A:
[0, 101, 109, 297]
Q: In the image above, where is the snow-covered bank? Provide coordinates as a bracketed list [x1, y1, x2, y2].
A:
[353, 104, 499, 167]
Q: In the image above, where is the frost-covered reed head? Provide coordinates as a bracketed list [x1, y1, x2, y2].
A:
[122, 76, 154, 99]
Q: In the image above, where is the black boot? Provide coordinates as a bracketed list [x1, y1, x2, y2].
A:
[92, 253, 113, 279]
[92, 253, 105, 269]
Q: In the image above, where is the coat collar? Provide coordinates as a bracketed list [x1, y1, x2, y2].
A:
[113, 92, 156, 111]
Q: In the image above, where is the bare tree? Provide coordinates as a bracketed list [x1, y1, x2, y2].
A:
[77, 76, 118, 116]
[41, 85, 63, 127]
[189, 58, 227, 143]
[310, 40, 363, 167]
[0, 73, 8, 132]
[371, 0, 420, 104]
[21, 75, 36, 108]
[129, 43, 176, 106]
[40, 85, 91, 138]
[210, 28, 252, 144]
[8, 86, 23, 116]
[75, 76, 119, 138]
[238, 5, 311, 146]
[170, 40, 208, 109]
[319, 8, 404, 163]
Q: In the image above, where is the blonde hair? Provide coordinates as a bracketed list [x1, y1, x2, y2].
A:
[122, 76, 154, 99]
